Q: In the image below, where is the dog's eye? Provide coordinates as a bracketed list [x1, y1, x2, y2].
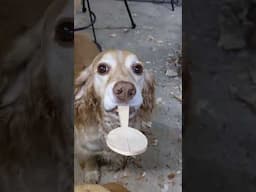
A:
[97, 63, 110, 75]
[54, 18, 74, 47]
[132, 64, 143, 75]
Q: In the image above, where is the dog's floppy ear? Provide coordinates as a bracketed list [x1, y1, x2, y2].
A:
[75, 65, 92, 86]
[74, 51, 107, 100]
[74, 64, 102, 126]
[141, 70, 155, 118]
[75, 52, 107, 125]
[74, 65, 93, 100]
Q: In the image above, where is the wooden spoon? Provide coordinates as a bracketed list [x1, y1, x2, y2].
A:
[106, 105, 148, 156]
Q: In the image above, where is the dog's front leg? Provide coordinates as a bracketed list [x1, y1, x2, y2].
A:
[75, 128, 104, 183]
[139, 121, 157, 146]
[79, 157, 100, 184]
[101, 151, 128, 172]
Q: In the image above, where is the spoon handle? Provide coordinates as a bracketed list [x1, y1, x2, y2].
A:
[118, 105, 129, 128]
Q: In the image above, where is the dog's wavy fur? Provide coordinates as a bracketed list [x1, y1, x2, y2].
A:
[74, 50, 155, 183]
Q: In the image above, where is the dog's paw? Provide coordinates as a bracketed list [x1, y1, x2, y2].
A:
[106, 163, 124, 172]
[108, 157, 128, 172]
[140, 128, 157, 146]
[83, 170, 100, 184]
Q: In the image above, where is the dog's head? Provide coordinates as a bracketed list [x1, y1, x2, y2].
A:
[75, 50, 155, 119]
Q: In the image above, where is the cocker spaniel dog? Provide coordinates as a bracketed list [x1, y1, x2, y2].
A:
[74, 50, 155, 183]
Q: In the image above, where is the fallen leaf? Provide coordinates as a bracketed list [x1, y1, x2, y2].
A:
[156, 97, 163, 105]
[176, 170, 181, 175]
[110, 33, 117, 38]
[170, 92, 182, 103]
[147, 35, 155, 41]
[152, 139, 158, 146]
[168, 173, 176, 180]
[136, 171, 146, 180]
[166, 69, 178, 77]
[120, 171, 129, 179]
[123, 28, 129, 33]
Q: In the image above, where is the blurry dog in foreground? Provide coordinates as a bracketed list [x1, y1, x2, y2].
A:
[0, 0, 73, 191]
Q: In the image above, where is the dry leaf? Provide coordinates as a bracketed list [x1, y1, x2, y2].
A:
[166, 69, 177, 77]
[110, 33, 117, 38]
[176, 170, 181, 175]
[147, 35, 155, 41]
[168, 173, 176, 180]
[123, 28, 129, 33]
[152, 139, 158, 146]
[170, 92, 182, 103]
[156, 97, 163, 105]
[136, 172, 146, 180]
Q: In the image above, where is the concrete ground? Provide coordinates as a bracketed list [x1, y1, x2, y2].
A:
[75, 1, 182, 191]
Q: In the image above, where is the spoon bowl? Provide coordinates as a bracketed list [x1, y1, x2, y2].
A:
[106, 106, 148, 156]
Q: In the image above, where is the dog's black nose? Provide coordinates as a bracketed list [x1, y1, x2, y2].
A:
[113, 81, 136, 102]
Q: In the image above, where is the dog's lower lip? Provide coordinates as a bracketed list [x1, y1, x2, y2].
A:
[106, 106, 136, 115]
[105, 106, 117, 113]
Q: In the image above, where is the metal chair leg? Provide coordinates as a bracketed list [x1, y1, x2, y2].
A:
[171, 0, 175, 11]
[124, 0, 136, 29]
[82, 0, 87, 12]
[86, 0, 102, 51]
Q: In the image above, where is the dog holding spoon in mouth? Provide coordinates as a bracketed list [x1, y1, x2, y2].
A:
[74, 49, 155, 183]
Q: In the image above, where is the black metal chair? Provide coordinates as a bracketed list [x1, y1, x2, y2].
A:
[74, 0, 178, 50]
[74, 0, 137, 51]
[122, 0, 177, 11]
